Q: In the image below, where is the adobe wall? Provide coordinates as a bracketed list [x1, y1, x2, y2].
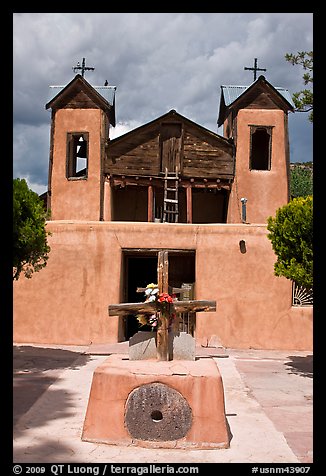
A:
[227, 109, 290, 224]
[13, 221, 312, 350]
[49, 109, 106, 221]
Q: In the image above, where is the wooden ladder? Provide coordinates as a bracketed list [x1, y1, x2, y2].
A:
[163, 167, 179, 223]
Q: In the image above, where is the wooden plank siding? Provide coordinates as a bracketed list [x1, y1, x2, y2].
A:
[105, 128, 160, 176]
[160, 122, 183, 173]
[105, 110, 234, 181]
[183, 124, 234, 178]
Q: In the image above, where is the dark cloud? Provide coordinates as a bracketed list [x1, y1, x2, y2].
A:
[13, 12, 313, 192]
[13, 123, 50, 190]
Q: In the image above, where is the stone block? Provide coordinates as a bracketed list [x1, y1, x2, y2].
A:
[128, 331, 157, 360]
[170, 331, 196, 360]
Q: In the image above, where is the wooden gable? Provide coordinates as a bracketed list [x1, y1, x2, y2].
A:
[217, 76, 294, 127]
[105, 110, 234, 180]
[46, 74, 114, 121]
[235, 82, 292, 112]
[60, 89, 101, 109]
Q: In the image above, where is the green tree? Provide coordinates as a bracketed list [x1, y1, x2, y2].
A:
[290, 164, 313, 198]
[267, 196, 313, 288]
[285, 51, 313, 122]
[13, 178, 51, 280]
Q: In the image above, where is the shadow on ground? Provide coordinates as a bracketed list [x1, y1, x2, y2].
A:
[284, 355, 313, 378]
[13, 436, 79, 463]
[13, 346, 91, 428]
[13, 346, 89, 372]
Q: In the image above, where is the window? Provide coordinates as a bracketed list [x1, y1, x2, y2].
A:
[66, 132, 89, 179]
[249, 126, 272, 171]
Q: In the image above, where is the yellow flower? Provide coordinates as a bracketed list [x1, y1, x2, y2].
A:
[136, 315, 148, 326]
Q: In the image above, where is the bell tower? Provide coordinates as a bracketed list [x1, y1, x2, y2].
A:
[217, 75, 294, 224]
[46, 74, 116, 220]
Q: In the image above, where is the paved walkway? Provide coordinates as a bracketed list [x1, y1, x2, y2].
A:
[13, 343, 313, 464]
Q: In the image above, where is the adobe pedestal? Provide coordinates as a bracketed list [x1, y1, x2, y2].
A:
[82, 354, 230, 449]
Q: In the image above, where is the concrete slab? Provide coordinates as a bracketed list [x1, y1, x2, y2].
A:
[13, 344, 313, 463]
[232, 349, 313, 463]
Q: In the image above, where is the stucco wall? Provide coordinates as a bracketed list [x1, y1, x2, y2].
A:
[49, 109, 105, 221]
[13, 221, 312, 350]
[227, 109, 290, 224]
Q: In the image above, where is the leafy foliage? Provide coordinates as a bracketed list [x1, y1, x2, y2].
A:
[13, 178, 51, 280]
[267, 196, 313, 288]
[285, 51, 313, 122]
[290, 164, 313, 198]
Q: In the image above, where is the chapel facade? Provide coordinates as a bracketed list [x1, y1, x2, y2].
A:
[45, 74, 293, 226]
[13, 72, 312, 350]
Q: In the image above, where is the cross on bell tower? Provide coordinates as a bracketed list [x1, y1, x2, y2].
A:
[244, 58, 266, 81]
[72, 57, 95, 78]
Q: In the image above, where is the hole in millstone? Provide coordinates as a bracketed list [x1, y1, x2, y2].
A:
[151, 410, 163, 422]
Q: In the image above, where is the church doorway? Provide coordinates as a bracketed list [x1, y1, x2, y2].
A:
[122, 250, 196, 340]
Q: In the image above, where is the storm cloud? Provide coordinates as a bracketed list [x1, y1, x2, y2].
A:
[13, 13, 313, 194]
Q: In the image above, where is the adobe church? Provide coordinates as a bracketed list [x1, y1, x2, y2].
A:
[13, 66, 312, 350]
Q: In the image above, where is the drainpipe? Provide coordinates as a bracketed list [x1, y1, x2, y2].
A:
[240, 197, 247, 223]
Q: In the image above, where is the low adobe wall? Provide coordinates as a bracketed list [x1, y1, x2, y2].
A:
[82, 355, 229, 449]
[13, 221, 312, 350]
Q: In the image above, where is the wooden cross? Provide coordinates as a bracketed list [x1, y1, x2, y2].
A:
[108, 251, 216, 361]
[72, 57, 95, 78]
[244, 58, 266, 81]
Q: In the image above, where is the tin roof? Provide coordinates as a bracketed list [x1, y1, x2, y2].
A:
[217, 76, 295, 127]
[48, 84, 116, 106]
[220, 84, 295, 108]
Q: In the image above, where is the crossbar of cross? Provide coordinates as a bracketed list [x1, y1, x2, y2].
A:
[244, 57, 266, 81]
[72, 57, 95, 78]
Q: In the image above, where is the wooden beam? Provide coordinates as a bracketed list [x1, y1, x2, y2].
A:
[186, 185, 192, 223]
[156, 314, 169, 361]
[108, 300, 216, 316]
[173, 300, 216, 313]
[108, 301, 156, 316]
[108, 175, 232, 189]
[148, 185, 153, 222]
[124, 248, 195, 255]
[157, 250, 169, 361]
[158, 251, 169, 294]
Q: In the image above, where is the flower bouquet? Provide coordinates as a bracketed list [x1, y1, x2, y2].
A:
[136, 283, 176, 330]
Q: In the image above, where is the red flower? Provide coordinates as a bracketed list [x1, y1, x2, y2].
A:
[158, 293, 173, 303]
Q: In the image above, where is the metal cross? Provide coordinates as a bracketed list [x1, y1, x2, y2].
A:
[72, 58, 95, 78]
[244, 58, 266, 81]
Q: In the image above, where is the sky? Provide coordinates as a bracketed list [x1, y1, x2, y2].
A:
[13, 12, 313, 195]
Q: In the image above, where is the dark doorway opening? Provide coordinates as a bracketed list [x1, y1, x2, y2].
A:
[123, 250, 196, 340]
[123, 253, 158, 339]
[112, 186, 148, 221]
[192, 188, 228, 223]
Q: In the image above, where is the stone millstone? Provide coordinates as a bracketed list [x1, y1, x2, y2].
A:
[125, 382, 192, 441]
